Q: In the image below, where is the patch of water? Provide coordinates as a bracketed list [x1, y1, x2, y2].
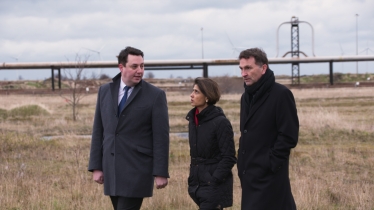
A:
[41, 135, 91, 141]
[41, 133, 189, 141]
[40, 132, 242, 141]
[170, 132, 188, 139]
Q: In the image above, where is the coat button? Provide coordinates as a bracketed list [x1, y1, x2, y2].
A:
[244, 130, 247, 133]
[111, 153, 114, 156]
[242, 150, 246, 154]
[243, 170, 246, 174]
[116, 133, 119, 136]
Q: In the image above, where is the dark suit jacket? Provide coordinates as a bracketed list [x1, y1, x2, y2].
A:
[88, 73, 170, 197]
[237, 82, 299, 210]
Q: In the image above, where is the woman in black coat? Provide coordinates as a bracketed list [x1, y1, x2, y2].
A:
[186, 77, 237, 210]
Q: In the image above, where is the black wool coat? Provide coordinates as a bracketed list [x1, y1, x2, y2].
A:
[186, 105, 237, 208]
[237, 82, 299, 210]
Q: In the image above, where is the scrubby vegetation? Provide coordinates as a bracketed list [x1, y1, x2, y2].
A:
[0, 87, 373, 209]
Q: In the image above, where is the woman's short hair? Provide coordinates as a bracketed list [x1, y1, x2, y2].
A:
[194, 77, 221, 105]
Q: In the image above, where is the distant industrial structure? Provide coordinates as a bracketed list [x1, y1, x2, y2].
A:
[2, 55, 374, 91]
[276, 16, 316, 85]
[1, 16, 374, 90]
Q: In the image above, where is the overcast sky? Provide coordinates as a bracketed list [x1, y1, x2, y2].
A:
[1, 0, 373, 80]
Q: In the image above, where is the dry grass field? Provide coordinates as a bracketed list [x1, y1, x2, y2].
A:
[0, 86, 373, 210]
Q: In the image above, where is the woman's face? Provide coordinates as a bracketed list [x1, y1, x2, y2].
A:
[190, 84, 208, 111]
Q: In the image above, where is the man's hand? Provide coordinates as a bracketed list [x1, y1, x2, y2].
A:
[93, 170, 104, 184]
[155, 176, 168, 189]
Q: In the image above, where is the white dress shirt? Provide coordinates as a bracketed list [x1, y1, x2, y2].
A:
[118, 80, 134, 105]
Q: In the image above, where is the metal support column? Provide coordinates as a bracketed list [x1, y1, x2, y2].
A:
[291, 17, 300, 85]
[291, 63, 300, 84]
[329, 61, 334, 85]
[51, 67, 55, 91]
[203, 63, 208, 78]
[58, 68, 61, 89]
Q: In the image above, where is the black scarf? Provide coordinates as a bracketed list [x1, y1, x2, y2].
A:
[243, 68, 275, 111]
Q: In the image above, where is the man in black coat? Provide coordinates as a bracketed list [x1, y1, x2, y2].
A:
[88, 47, 169, 210]
[237, 48, 299, 210]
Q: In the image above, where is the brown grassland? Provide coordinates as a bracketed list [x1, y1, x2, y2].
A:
[0, 86, 374, 210]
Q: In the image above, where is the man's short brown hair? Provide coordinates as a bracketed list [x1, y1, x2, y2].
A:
[118, 46, 144, 65]
[238, 48, 268, 67]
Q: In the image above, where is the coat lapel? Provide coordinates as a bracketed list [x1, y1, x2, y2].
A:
[244, 91, 270, 126]
[110, 80, 120, 116]
[122, 80, 143, 111]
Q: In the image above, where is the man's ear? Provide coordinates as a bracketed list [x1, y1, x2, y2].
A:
[261, 64, 267, 74]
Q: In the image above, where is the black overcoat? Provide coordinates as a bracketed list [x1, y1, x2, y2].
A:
[88, 74, 170, 197]
[237, 82, 299, 210]
[186, 105, 237, 208]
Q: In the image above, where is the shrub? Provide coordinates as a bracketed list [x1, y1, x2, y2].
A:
[0, 108, 7, 119]
[8, 105, 49, 119]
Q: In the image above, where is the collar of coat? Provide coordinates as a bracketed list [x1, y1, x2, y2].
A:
[186, 105, 226, 125]
[243, 68, 275, 109]
[112, 72, 143, 88]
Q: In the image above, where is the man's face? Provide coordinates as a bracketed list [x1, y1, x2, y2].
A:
[239, 57, 267, 86]
[119, 54, 144, 86]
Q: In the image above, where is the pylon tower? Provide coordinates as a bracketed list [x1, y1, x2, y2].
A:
[291, 17, 300, 85]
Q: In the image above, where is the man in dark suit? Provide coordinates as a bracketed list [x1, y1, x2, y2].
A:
[237, 48, 299, 209]
[88, 46, 169, 210]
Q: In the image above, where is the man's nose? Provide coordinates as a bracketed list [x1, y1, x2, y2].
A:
[137, 67, 144, 73]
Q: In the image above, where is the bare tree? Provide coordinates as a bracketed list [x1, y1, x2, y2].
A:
[60, 54, 90, 121]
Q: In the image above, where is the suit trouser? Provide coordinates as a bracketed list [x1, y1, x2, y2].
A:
[110, 196, 143, 210]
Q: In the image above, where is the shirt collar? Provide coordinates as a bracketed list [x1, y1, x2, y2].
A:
[120, 79, 127, 91]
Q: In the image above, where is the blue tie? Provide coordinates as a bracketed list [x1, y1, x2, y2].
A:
[118, 86, 130, 116]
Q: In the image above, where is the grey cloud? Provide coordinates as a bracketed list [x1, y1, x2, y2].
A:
[0, 0, 373, 80]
